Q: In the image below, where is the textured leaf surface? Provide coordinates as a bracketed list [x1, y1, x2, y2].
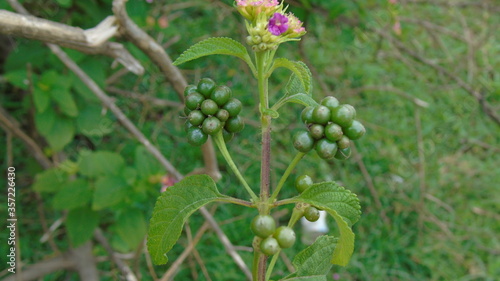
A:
[289, 182, 361, 266]
[66, 206, 99, 246]
[43, 115, 75, 152]
[92, 176, 129, 210]
[116, 209, 147, 250]
[52, 179, 91, 210]
[173, 37, 253, 67]
[278, 93, 318, 107]
[147, 175, 224, 264]
[79, 151, 125, 177]
[271, 59, 312, 95]
[285, 236, 338, 279]
[32, 168, 68, 193]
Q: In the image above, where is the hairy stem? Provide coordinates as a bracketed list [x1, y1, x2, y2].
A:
[269, 152, 305, 202]
[265, 251, 281, 281]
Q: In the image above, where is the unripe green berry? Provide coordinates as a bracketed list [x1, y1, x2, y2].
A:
[223, 98, 242, 117]
[293, 130, 315, 153]
[211, 85, 232, 106]
[309, 124, 325, 140]
[331, 105, 355, 128]
[304, 206, 320, 222]
[185, 92, 205, 110]
[334, 147, 351, 160]
[295, 175, 313, 193]
[260, 237, 280, 256]
[343, 120, 365, 140]
[183, 106, 191, 117]
[337, 136, 351, 149]
[320, 96, 340, 110]
[184, 121, 193, 132]
[344, 104, 356, 118]
[222, 129, 234, 143]
[251, 215, 276, 238]
[197, 78, 216, 98]
[202, 117, 222, 135]
[225, 116, 245, 133]
[301, 107, 314, 124]
[187, 127, 208, 146]
[273, 226, 296, 248]
[200, 99, 219, 116]
[215, 109, 230, 122]
[325, 123, 343, 142]
[315, 139, 338, 160]
[184, 85, 198, 97]
[188, 110, 205, 126]
[312, 105, 331, 125]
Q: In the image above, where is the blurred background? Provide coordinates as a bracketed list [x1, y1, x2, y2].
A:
[0, 0, 499, 280]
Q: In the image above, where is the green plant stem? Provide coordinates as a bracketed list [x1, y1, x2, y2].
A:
[213, 132, 259, 202]
[216, 197, 253, 207]
[269, 152, 305, 202]
[265, 251, 281, 281]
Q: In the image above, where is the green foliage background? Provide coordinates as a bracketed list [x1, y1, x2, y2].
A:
[0, 0, 499, 280]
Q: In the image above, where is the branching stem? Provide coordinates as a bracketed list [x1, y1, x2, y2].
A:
[269, 152, 305, 202]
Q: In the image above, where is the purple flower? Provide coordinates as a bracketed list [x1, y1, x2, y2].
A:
[268, 13, 288, 36]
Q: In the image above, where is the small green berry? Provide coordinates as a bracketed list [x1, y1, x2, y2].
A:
[320, 96, 340, 110]
[337, 136, 350, 149]
[197, 78, 216, 98]
[304, 206, 320, 222]
[185, 92, 205, 110]
[222, 129, 234, 143]
[215, 109, 230, 122]
[315, 139, 338, 160]
[295, 175, 313, 193]
[200, 99, 219, 116]
[225, 116, 245, 133]
[251, 215, 276, 238]
[184, 85, 198, 97]
[334, 147, 351, 160]
[331, 105, 355, 128]
[343, 120, 365, 140]
[260, 237, 280, 256]
[325, 123, 343, 141]
[301, 107, 314, 124]
[309, 124, 325, 140]
[293, 130, 315, 153]
[223, 98, 242, 117]
[188, 110, 205, 126]
[202, 117, 222, 135]
[312, 105, 331, 125]
[187, 127, 208, 146]
[211, 85, 232, 106]
[273, 226, 296, 248]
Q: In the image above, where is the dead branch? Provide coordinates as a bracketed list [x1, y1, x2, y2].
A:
[94, 229, 138, 281]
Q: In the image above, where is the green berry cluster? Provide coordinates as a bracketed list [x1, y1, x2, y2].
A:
[251, 215, 296, 256]
[295, 175, 320, 222]
[293, 96, 366, 160]
[184, 78, 245, 146]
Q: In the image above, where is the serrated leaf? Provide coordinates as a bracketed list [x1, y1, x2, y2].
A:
[147, 175, 224, 264]
[52, 179, 92, 210]
[115, 209, 147, 250]
[32, 168, 68, 193]
[34, 109, 56, 136]
[76, 105, 113, 137]
[270, 59, 312, 95]
[66, 206, 99, 246]
[278, 93, 318, 108]
[33, 86, 50, 113]
[51, 88, 78, 117]
[92, 176, 129, 210]
[288, 182, 361, 266]
[79, 151, 125, 178]
[173, 37, 253, 69]
[43, 115, 75, 151]
[285, 236, 338, 279]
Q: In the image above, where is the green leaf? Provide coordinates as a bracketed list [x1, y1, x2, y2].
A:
[135, 146, 161, 178]
[52, 179, 92, 210]
[32, 168, 68, 193]
[43, 115, 75, 151]
[4, 69, 28, 89]
[55, 0, 72, 8]
[66, 206, 99, 246]
[34, 109, 56, 136]
[92, 175, 129, 210]
[76, 105, 113, 137]
[33, 86, 50, 113]
[147, 175, 224, 264]
[79, 151, 125, 178]
[51, 88, 78, 117]
[115, 209, 147, 250]
[173, 37, 254, 69]
[283, 236, 338, 280]
[288, 182, 361, 266]
[277, 93, 318, 108]
[270, 59, 312, 95]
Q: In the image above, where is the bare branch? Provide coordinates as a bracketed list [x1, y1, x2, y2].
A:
[94, 229, 138, 281]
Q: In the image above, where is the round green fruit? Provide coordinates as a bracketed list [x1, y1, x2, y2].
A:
[337, 136, 350, 149]
[183, 106, 191, 117]
[309, 124, 325, 140]
[304, 206, 320, 222]
[215, 109, 230, 122]
[188, 110, 205, 126]
[331, 105, 355, 128]
[312, 105, 331, 125]
[295, 175, 313, 193]
[293, 130, 315, 153]
[325, 123, 343, 141]
[260, 237, 280, 256]
[185, 92, 205, 110]
[334, 147, 351, 160]
[344, 104, 356, 118]
[222, 98, 242, 117]
[211, 85, 232, 106]
[301, 107, 314, 124]
[343, 120, 365, 140]
[197, 78, 216, 98]
[251, 215, 276, 238]
[202, 117, 222, 135]
[184, 85, 198, 97]
[201, 99, 219, 116]
[320, 96, 340, 110]
[184, 121, 194, 132]
[273, 226, 296, 248]
[222, 129, 234, 143]
[187, 127, 208, 146]
[225, 116, 244, 133]
[315, 139, 338, 160]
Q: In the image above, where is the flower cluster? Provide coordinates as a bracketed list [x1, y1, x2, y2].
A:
[235, 0, 306, 52]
